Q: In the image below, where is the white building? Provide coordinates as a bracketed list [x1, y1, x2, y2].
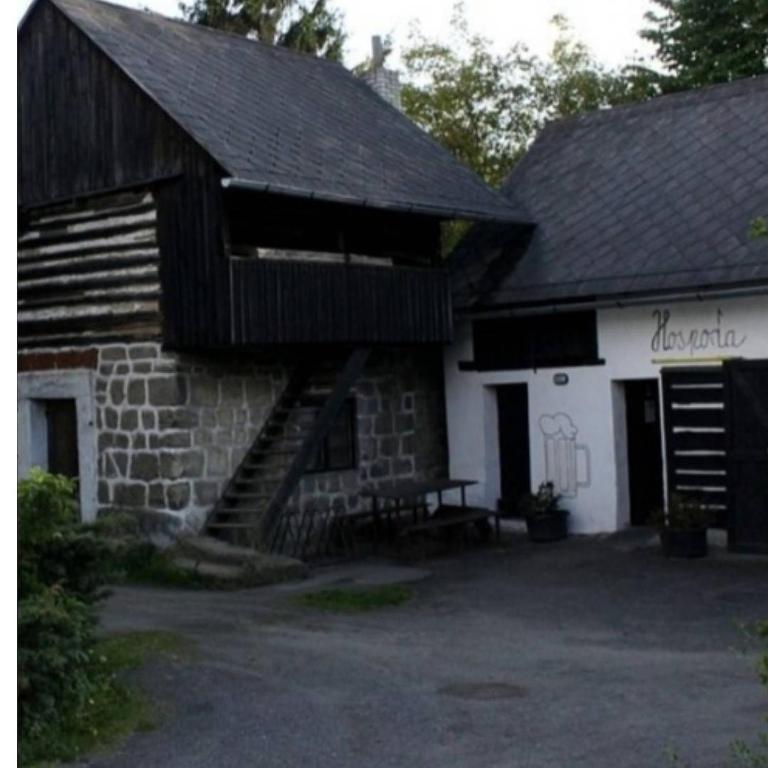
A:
[445, 76, 768, 553]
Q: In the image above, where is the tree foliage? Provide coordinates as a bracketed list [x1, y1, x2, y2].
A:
[750, 217, 768, 238]
[638, 0, 768, 92]
[401, 7, 653, 188]
[179, 0, 346, 60]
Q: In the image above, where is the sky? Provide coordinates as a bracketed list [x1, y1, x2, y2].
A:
[16, 0, 658, 70]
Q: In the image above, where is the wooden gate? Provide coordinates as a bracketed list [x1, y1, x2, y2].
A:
[724, 360, 768, 554]
[662, 368, 728, 528]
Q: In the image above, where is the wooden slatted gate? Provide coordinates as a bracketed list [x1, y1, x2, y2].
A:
[724, 360, 768, 554]
[662, 367, 728, 528]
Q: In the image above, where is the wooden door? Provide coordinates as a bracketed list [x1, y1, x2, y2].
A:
[45, 399, 79, 480]
[497, 384, 531, 516]
[662, 367, 728, 528]
[625, 380, 664, 526]
[724, 360, 768, 553]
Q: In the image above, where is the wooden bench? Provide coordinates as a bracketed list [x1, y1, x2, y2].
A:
[399, 504, 500, 556]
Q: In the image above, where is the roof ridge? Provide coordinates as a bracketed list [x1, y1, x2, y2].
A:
[550, 73, 768, 131]
[49, 0, 348, 70]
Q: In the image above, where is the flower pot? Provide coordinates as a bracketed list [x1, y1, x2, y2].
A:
[525, 510, 569, 543]
[660, 528, 708, 559]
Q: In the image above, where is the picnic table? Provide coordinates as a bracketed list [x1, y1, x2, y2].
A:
[332, 479, 499, 555]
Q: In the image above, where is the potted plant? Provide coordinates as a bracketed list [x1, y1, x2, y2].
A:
[652, 494, 714, 559]
[519, 482, 569, 543]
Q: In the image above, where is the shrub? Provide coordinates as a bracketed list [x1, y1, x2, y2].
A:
[651, 493, 715, 531]
[18, 586, 95, 746]
[17, 469, 112, 762]
[519, 481, 561, 519]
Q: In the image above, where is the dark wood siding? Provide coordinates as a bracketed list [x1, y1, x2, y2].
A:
[17, 0, 212, 206]
[18, 189, 162, 348]
[227, 258, 452, 346]
[18, 0, 229, 349]
[18, 0, 453, 350]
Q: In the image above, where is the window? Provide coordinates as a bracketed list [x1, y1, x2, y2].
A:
[472, 311, 600, 371]
[308, 400, 357, 473]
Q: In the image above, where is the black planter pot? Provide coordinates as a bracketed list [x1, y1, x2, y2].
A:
[525, 510, 569, 543]
[660, 528, 709, 559]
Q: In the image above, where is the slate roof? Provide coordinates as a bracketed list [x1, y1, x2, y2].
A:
[452, 75, 768, 310]
[43, 0, 524, 222]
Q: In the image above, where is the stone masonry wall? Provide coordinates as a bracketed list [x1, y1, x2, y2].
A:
[94, 343, 448, 538]
[296, 348, 448, 516]
[95, 343, 289, 537]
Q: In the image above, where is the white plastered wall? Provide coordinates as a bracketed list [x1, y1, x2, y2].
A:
[444, 294, 768, 533]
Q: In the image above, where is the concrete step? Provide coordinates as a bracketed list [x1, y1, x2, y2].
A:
[175, 535, 309, 585]
[172, 557, 245, 583]
[177, 534, 262, 566]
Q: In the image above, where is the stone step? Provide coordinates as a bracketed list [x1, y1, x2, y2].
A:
[176, 534, 264, 566]
[172, 553, 308, 587]
[172, 557, 245, 583]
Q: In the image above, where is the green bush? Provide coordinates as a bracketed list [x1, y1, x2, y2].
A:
[17, 469, 113, 763]
[18, 469, 113, 601]
[18, 587, 95, 744]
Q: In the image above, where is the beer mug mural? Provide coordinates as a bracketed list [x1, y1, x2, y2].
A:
[539, 413, 591, 498]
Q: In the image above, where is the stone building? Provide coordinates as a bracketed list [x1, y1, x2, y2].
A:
[17, 0, 521, 544]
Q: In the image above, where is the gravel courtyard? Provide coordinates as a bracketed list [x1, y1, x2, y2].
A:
[87, 532, 767, 768]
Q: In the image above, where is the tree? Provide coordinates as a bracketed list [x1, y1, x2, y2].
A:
[179, 0, 346, 61]
[401, 6, 650, 189]
[750, 217, 768, 238]
[638, 0, 768, 92]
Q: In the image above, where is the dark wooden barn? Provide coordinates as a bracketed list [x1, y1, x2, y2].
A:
[17, 0, 524, 549]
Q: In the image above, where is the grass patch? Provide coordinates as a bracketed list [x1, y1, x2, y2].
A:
[295, 584, 413, 613]
[20, 630, 189, 767]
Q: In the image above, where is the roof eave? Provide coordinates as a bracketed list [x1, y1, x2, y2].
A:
[221, 177, 530, 223]
[456, 280, 768, 318]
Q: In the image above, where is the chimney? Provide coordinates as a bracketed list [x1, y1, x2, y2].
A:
[360, 35, 402, 110]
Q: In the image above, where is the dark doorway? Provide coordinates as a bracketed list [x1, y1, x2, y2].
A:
[45, 399, 80, 480]
[625, 380, 664, 526]
[497, 384, 531, 516]
[724, 359, 768, 554]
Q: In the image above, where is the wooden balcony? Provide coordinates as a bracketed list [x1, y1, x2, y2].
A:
[226, 258, 452, 345]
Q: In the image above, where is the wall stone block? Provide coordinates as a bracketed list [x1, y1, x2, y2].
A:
[131, 452, 159, 481]
[148, 376, 187, 406]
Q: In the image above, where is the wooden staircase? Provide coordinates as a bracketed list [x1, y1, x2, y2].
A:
[205, 348, 371, 549]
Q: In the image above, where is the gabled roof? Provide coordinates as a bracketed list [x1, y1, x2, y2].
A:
[39, 0, 525, 223]
[452, 75, 768, 310]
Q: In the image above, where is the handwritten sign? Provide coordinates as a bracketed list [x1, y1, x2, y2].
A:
[650, 309, 746, 356]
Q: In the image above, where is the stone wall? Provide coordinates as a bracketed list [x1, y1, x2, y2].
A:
[92, 343, 447, 537]
[95, 343, 289, 537]
[296, 348, 448, 515]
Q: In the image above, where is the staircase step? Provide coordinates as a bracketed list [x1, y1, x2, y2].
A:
[213, 506, 268, 515]
[176, 534, 261, 565]
[206, 522, 259, 529]
[224, 492, 272, 501]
